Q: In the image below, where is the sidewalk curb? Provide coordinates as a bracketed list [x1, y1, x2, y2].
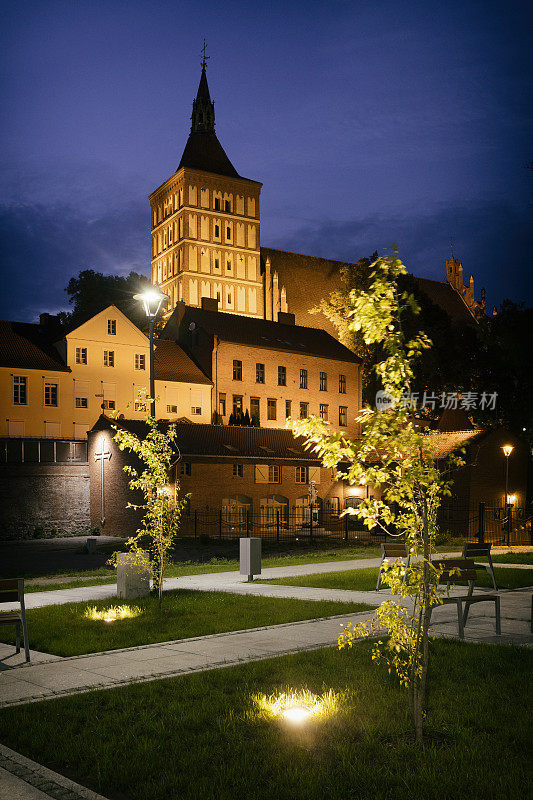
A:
[0, 744, 110, 800]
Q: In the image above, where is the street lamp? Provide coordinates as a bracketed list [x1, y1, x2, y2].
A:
[502, 444, 514, 545]
[134, 286, 169, 418]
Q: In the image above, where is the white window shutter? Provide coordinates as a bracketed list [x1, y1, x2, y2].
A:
[309, 466, 321, 485]
[255, 465, 269, 484]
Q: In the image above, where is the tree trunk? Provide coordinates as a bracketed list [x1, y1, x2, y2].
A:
[414, 498, 431, 742]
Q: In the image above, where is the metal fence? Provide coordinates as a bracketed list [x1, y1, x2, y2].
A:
[178, 501, 532, 545]
[439, 501, 531, 546]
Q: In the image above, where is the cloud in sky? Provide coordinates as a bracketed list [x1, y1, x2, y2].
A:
[2, 188, 530, 325]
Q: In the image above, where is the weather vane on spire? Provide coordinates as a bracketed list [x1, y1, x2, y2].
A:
[200, 39, 209, 69]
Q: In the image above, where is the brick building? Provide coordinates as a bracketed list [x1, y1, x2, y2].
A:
[162, 302, 362, 437]
[88, 416, 347, 538]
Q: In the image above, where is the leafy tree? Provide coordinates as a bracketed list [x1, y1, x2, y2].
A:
[58, 269, 152, 332]
[291, 254, 462, 741]
[110, 395, 188, 608]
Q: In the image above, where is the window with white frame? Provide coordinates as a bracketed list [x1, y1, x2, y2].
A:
[103, 350, 115, 367]
[339, 374, 346, 394]
[268, 465, 281, 483]
[296, 466, 309, 484]
[319, 403, 328, 420]
[13, 376, 27, 405]
[107, 319, 116, 335]
[75, 347, 87, 365]
[134, 354, 146, 370]
[232, 463, 243, 478]
[267, 399, 277, 420]
[44, 381, 58, 407]
[180, 462, 191, 475]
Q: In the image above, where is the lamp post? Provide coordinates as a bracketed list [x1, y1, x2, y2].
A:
[134, 286, 169, 418]
[502, 444, 514, 545]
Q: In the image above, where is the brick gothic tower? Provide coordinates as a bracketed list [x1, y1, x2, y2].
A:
[149, 64, 264, 318]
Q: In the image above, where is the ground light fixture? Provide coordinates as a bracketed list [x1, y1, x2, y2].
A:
[83, 605, 141, 623]
[254, 688, 341, 724]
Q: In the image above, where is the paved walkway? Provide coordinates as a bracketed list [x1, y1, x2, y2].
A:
[7, 554, 532, 612]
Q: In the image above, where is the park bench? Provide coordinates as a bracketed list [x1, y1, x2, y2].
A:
[462, 542, 498, 590]
[0, 578, 30, 662]
[428, 559, 501, 639]
[376, 541, 411, 590]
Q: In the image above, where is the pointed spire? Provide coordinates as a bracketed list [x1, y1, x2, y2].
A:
[191, 63, 215, 134]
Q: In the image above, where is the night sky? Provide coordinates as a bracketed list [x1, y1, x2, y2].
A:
[1, 0, 531, 323]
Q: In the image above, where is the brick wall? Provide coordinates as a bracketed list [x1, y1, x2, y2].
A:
[88, 429, 144, 539]
[0, 463, 90, 540]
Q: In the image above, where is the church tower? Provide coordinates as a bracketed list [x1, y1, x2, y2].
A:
[149, 61, 263, 318]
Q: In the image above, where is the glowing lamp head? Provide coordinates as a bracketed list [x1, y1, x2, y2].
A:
[508, 494, 517, 505]
[134, 286, 169, 318]
[282, 706, 311, 724]
[502, 445, 514, 458]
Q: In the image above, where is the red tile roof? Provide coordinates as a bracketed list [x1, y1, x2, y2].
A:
[0, 320, 69, 372]
[91, 416, 321, 462]
[154, 340, 211, 385]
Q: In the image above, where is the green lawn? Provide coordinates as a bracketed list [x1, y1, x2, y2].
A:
[0, 590, 372, 657]
[489, 552, 533, 565]
[0, 641, 530, 800]
[259, 566, 533, 591]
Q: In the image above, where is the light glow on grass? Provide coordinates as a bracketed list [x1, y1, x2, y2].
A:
[83, 605, 141, 623]
[254, 688, 340, 723]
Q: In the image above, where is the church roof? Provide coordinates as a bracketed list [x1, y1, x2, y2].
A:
[177, 65, 241, 179]
[0, 320, 69, 372]
[178, 131, 241, 178]
[91, 416, 321, 462]
[153, 339, 211, 384]
[411, 276, 475, 325]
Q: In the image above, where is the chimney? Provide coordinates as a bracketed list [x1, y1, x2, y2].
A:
[277, 311, 295, 326]
[201, 297, 218, 312]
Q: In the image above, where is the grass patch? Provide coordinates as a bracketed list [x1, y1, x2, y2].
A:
[0, 640, 530, 800]
[488, 552, 533, 565]
[259, 566, 533, 591]
[0, 590, 372, 657]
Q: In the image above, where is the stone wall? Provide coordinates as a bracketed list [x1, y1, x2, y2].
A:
[0, 463, 90, 540]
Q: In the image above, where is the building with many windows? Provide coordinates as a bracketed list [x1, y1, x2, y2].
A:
[161, 302, 362, 437]
[0, 305, 212, 440]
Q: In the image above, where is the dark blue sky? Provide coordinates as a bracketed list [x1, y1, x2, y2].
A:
[1, 0, 531, 322]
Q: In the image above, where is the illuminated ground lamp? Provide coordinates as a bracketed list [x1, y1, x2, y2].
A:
[133, 286, 169, 417]
[83, 605, 141, 623]
[254, 689, 340, 724]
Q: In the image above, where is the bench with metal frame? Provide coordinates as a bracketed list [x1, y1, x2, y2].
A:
[0, 578, 30, 662]
[462, 542, 498, 590]
[428, 559, 501, 639]
[376, 542, 411, 590]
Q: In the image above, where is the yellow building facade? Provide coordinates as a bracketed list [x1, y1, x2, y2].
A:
[0, 306, 212, 440]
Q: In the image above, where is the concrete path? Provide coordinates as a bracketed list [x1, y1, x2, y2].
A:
[7, 553, 533, 612]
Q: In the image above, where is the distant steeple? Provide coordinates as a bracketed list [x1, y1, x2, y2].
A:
[191, 63, 215, 134]
[178, 54, 240, 178]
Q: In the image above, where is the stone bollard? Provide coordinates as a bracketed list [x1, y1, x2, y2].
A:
[85, 537, 97, 554]
[240, 537, 261, 582]
[116, 552, 151, 599]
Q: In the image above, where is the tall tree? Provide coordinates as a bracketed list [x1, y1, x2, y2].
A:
[59, 269, 152, 332]
[291, 253, 462, 741]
